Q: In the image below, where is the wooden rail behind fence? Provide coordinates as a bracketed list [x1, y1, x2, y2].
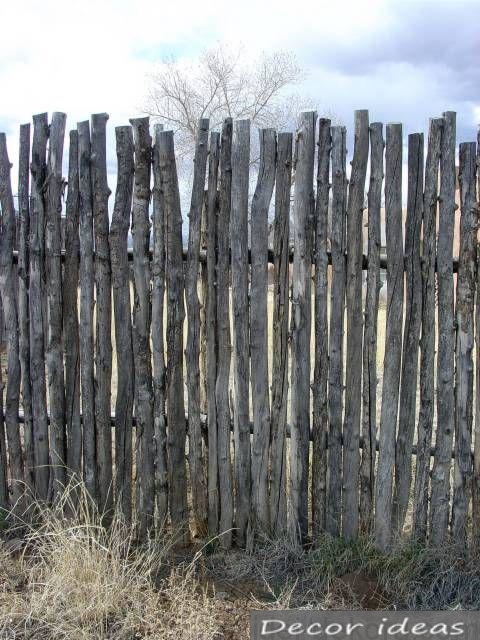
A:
[0, 110, 478, 553]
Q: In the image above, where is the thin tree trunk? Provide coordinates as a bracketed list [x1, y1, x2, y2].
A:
[312, 118, 330, 538]
[159, 130, 189, 545]
[413, 117, 442, 540]
[29, 113, 50, 501]
[270, 132, 292, 536]
[230, 119, 251, 546]
[327, 125, 347, 537]
[360, 122, 383, 533]
[0, 133, 24, 507]
[110, 125, 135, 524]
[451, 141, 477, 548]
[91, 113, 113, 517]
[473, 127, 480, 551]
[343, 110, 369, 541]
[430, 112, 456, 545]
[290, 110, 316, 544]
[185, 118, 209, 537]
[393, 133, 424, 534]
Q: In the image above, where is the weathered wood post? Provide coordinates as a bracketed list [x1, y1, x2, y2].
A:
[0, 366, 7, 511]
[290, 110, 316, 543]
[343, 109, 369, 541]
[110, 126, 135, 523]
[474, 127, 480, 551]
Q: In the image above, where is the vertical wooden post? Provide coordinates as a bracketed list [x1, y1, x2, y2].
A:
[159, 130, 189, 544]
[474, 127, 480, 551]
[343, 110, 369, 541]
[360, 122, 383, 533]
[327, 125, 347, 537]
[0, 362, 7, 511]
[151, 124, 168, 529]
[30, 113, 50, 501]
[185, 118, 209, 536]
[251, 128, 276, 534]
[393, 133, 424, 533]
[230, 119, 251, 546]
[0, 133, 24, 506]
[412, 117, 442, 540]
[45, 112, 67, 495]
[18, 123, 34, 489]
[312, 118, 331, 537]
[430, 112, 456, 545]
[452, 141, 477, 548]
[290, 110, 316, 543]
[91, 113, 113, 517]
[270, 132, 292, 536]
[110, 126, 135, 523]
[78, 120, 97, 503]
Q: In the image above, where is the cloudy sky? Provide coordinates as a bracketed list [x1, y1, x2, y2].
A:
[0, 0, 478, 201]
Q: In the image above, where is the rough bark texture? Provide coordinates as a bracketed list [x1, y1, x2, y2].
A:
[327, 126, 347, 537]
[474, 127, 480, 551]
[91, 113, 113, 517]
[110, 126, 135, 523]
[290, 110, 316, 544]
[130, 117, 154, 539]
[413, 117, 442, 540]
[0, 133, 24, 506]
[343, 110, 369, 541]
[360, 122, 383, 533]
[45, 112, 67, 495]
[393, 133, 423, 534]
[430, 112, 456, 546]
[269, 132, 292, 537]
[312, 118, 330, 538]
[0, 361, 7, 511]
[452, 142, 477, 548]
[30, 113, 50, 500]
[230, 119, 251, 546]
[251, 128, 276, 535]
[185, 118, 209, 537]
[78, 120, 97, 503]
[159, 130, 189, 544]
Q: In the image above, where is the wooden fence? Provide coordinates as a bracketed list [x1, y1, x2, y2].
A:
[0, 109, 479, 553]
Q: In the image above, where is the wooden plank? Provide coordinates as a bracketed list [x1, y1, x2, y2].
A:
[327, 125, 347, 537]
[412, 117, 442, 540]
[452, 141, 477, 548]
[91, 113, 113, 517]
[18, 123, 34, 489]
[130, 117, 154, 538]
[393, 132, 424, 533]
[430, 112, 456, 545]
[45, 112, 67, 496]
[474, 127, 480, 551]
[343, 109, 369, 541]
[78, 120, 97, 503]
[230, 119, 251, 546]
[360, 122, 383, 533]
[251, 128, 276, 535]
[30, 113, 50, 501]
[270, 132, 292, 536]
[185, 118, 209, 537]
[159, 129, 189, 544]
[290, 110, 316, 544]
[152, 123, 168, 529]
[0, 133, 24, 507]
[110, 125, 135, 523]
[312, 118, 331, 537]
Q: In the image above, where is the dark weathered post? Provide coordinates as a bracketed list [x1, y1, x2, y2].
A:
[360, 122, 383, 533]
[312, 118, 330, 537]
[290, 110, 316, 543]
[110, 126, 135, 523]
[452, 141, 477, 548]
[343, 109, 369, 541]
[0, 367, 7, 511]
[393, 133, 423, 533]
[230, 119, 251, 546]
[474, 127, 480, 550]
[251, 128, 276, 534]
[270, 132, 292, 536]
[185, 118, 209, 537]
